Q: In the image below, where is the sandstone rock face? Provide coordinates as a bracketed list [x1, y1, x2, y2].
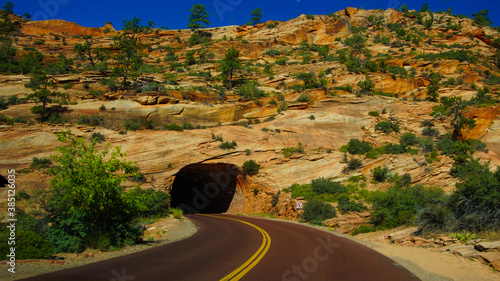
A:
[21, 20, 112, 36]
[344, 7, 359, 17]
[475, 241, 500, 252]
[448, 245, 481, 258]
[478, 252, 500, 271]
[134, 96, 158, 106]
[1, 7, 500, 236]
[325, 212, 370, 234]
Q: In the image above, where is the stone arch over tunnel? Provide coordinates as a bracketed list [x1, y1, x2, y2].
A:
[170, 163, 244, 214]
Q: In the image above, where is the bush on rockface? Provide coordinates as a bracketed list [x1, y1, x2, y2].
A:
[301, 198, 336, 225]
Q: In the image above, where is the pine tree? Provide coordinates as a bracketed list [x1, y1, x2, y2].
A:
[25, 72, 66, 122]
[219, 47, 241, 88]
[250, 8, 263, 25]
[188, 4, 210, 32]
[112, 17, 147, 89]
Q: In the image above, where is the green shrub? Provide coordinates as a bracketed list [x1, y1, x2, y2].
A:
[170, 208, 183, 219]
[366, 146, 386, 159]
[298, 94, 310, 102]
[31, 157, 51, 170]
[437, 135, 474, 160]
[346, 158, 362, 172]
[282, 142, 304, 157]
[400, 132, 419, 146]
[275, 58, 288, 65]
[238, 81, 267, 101]
[164, 124, 184, 131]
[384, 143, 408, 154]
[416, 205, 457, 233]
[375, 121, 400, 134]
[368, 111, 379, 117]
[124, 187, 171, 218]
[13, 117, 29, 124]
[372, 166, 390, 182]
[212, 133, 223, 142]
[17, 190, 30, 200]
[419, 137, 436, 153]
[264, 49, 281, 57]
[346, 139, 372, 154]
[351, 225, 377, 236]
[243, 160, 260, 176]
[0, 97, 9, 110]
[370, 185, 447, 229]
[90, 132, 105, 143]
[78, 115, 102, 126]
[447, 159, 500, 231]
[0, 229, 54, 259]
[124, 119, 141, 131]
[301, 198, 336, 225]
[311, 178, 346, 195]
[219, 141, 237, 149]
[271, 191, 280, 207]
[284, 183, 316, 200]
[337, 194, 368, 214]
[422, 126, 439, 137]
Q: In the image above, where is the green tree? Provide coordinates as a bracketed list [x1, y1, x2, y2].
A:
[426, 78, 440, 102]
[45, 130, 143, 251]
[472, 9, 492, 27]
[420, 3, 431, 13]
[343, 35, 366, 57]
[112, 17, 147, 89]
[2, 1, 14, 14]
[358, 78, 374, 95]
[25, 72, 66, 122]
[219, 47, 241, 88]
[400, 3, 409, 13]
[18, 50, 43, 74]
[73, 37, 109, 71]
[22, 11, 31, 20]
[0, 5, 17, 73]
[449, 160, 500, 231]
[442, 97, 476, 141]
[296, 71, 320, 89]
[250, 8, 263, 25]
[188, 4, 210, 32]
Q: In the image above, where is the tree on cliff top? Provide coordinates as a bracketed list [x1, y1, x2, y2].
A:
[250, 8, 263, 25]
[188, 4, 210, 32]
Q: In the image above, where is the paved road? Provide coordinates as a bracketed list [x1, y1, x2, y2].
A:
[20, 214, 421, 281]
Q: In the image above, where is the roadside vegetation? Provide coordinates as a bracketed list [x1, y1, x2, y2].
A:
[0, 130, 174, 258]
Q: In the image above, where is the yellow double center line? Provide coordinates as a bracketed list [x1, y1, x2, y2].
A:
[199, 214, 271, 281]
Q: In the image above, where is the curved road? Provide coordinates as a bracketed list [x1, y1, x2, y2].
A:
[21, 214, 421, 281]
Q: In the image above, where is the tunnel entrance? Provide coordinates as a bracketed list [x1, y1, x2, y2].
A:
[170, 163, 242, 214]
[0, 175, 8, 187]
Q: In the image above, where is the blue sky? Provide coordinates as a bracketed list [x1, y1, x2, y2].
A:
[6, 0, 500, 29]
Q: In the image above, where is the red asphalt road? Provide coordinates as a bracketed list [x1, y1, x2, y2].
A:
[19, 214, 421, 281]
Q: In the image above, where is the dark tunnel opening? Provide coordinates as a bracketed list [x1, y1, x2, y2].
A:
[170, 163, 242, 214]
[0, 175, 8, 187]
